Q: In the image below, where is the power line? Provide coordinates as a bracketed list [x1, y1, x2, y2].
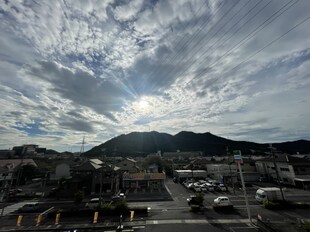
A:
[174, 0, 271, 82]
[230, 14, 310, 73]
[137, 0, 220, 92]
[154, 0, 248, 89]
[166, 0, 269, 88]
[147, 0, 227, 90]
[184, 0, 299, 87]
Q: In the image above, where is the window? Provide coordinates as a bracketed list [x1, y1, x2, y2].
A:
[280, 167, 289, 172]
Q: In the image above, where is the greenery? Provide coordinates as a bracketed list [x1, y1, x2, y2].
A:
[113, 200, 129, 215]
[304, 220, 310, 231]
[194, 192, 204, 205]
[74, 190, 84, 204]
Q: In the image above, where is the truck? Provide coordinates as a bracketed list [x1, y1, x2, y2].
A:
[255, 187, 283, 203]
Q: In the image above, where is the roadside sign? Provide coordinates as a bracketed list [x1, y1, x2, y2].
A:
[130, 210, 134, 221]
[233, 150, 243, 164]
[17, 215, 23, 226]
[55, 213, 60, 225]
[93, 211, 99, 224]
[36, 214, 42, 226]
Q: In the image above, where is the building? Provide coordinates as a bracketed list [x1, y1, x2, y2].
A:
[255, 154, 310, 189]
[123, 172, 165, 191]
[173, 170, 208, 183]
[70, 159, 120, 195]
[163, 151, 202, 160]
[12, 145, 39, 156]
[117, 158, 140, 173]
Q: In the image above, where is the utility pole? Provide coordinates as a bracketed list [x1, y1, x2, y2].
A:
[233, 150, 251, 222]
[226, 147, 235, 194]
[269, 144, 285, 201]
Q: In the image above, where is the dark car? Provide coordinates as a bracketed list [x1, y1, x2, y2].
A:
[187, 195, 203, 206]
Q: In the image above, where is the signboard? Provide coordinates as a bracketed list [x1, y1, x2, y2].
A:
[36, 214, 42, 226]
[93, 211, 99, 224]
[17, 215, 23, 226]
[130, 211, 135, 221]
[55, 213, 60, 225]
[233, 150, 243, 164]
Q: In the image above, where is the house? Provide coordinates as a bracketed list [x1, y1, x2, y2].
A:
[162, 151, 202, 160]
[117, 158, 139, 173]
[123, 172, 165, 191]
[173, 170, 208, 183]
[255, 154, 310, 189]
[0, 159, 37, 170]
[146, 164, 159, 173]
[70, 159, 120, 195]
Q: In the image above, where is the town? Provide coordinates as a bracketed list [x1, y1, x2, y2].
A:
[0, 143, 310, 232]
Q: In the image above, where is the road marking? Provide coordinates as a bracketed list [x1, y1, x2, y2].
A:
[145, 219, 252, 225]
[133, 226, 146, 229]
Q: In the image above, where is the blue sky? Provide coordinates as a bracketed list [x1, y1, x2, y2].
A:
[0, 0, 310, 152]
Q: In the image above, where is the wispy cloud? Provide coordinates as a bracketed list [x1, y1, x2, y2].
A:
[0, 0, 310, 151]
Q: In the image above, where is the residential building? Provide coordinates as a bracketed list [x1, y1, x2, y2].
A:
[70, 159, 120, 195]
[117, 158, 139, 173]
[123, 172, 165, 191]
[255, 154, 310, 188]
[173, 170, 208, 182]
[163, 151, 202, 160]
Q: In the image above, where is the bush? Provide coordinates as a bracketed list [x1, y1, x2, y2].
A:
[74, 190, 84, 204]
[304, 220, 310, 231]
[195, 192, 204, 205]
[113, 200, 129, 215]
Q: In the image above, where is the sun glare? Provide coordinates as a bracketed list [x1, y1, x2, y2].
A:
[139, 100, 149, 109]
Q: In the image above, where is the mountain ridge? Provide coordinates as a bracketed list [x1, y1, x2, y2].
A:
[84, 131, 310, 157]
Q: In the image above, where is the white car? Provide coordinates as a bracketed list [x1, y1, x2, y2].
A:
[213, 196, 232, 207]
[85, 198, 100, 209]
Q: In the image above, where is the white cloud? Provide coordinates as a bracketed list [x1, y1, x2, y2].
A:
[113, 0, 144, 21]
[0, 0, 310, 151]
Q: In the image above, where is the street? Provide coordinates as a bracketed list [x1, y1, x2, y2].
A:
[0, 178, 310, 231]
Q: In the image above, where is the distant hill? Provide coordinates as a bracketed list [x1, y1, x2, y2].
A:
[45, 149, 60, 154]
[84, 131, 310, 157]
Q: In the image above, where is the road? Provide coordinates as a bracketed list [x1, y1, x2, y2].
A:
[1, 178, 310, 231]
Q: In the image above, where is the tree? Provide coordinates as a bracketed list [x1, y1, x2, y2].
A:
[74, 190, 84, 204]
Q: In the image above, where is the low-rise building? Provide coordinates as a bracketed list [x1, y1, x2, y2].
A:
[117, 158, 139, 173]
[123, 172, 165, 191]
[256, 154, 310, 188]
[173, 170, 208, 182]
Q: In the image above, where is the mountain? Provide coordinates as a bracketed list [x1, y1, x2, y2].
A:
[85, 131, 310, 157]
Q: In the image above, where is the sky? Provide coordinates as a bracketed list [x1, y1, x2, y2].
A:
[0, 0, 310, 152]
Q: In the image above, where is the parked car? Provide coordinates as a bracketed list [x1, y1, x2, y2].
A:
[193, 186, 201, 192]
[205, 183, 214, 192]
[213, 196, 233, 207]
[112, 193, 126, 202]
[18, 202, 39, 212]
[200, 186, 207, 192]
[85, 198, 100, 209]
[215, 184, 227, 192]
